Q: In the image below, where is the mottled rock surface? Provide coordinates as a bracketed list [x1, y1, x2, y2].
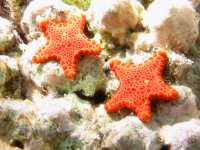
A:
[140, 0, 199, 53]
[0, 17, 16, 52]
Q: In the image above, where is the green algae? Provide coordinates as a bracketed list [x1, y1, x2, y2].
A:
[63, 0, 91, 10]
[57, 137, 82, 150]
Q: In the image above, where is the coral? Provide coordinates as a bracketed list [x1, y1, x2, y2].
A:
[0, 94, 85, 149]
[0, 17, 15, 52]
[32, 15, 102, 80]
[102, 116, 160, 150]
[142, 0, 199, 53]
[57, 137, 82, 150]
[88, 0, 144, 44]
[5, 0, 27, 22]
[105, 51, 178, 122]
[0, 56, 24, 99]
[158, 119, 200, 150]
[63, 0, 91, 10]
[155, 86, 198, 125]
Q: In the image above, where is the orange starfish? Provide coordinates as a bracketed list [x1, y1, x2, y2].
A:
[105, 51, 178, 122]
[32, 15, 102, 80]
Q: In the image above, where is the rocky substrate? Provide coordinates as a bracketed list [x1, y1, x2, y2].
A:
[0, 0, 200, 150]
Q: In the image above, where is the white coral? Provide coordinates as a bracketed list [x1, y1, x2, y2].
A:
[88, 0, 144, 44]
[159, 119, 200, 150]
[155, 86, 199, 124]
[101, 116, 159, 150]
[142, 0, 199, 53]
[0, 17, 15, 52]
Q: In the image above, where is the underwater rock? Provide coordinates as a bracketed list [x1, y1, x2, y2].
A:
[0, 56, 24, 98]
[0, 94, 91, 149]
[0, 17, 16, 52]
[167, 51, 193, 82]
[191, 0, 200, 10]
[88, 0, 144, 44]
[4, 0, 28, 23]
[155, 86, 199, 125]
[20, 0, 82, 41]
[142, 0, 199, 53]
[133, 32, 156, 52]
[71, 105, 112, 149]
[158, 119, 200, 150]
[20, 37, 106, 97]
[101, 116, 160, 150]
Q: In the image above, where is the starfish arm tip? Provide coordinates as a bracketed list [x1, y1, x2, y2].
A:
[32, 55, 40, 63]
[38, 19, 51, 33]
[105, 98, 123, 112]
[168, 88, 179, 100]
[63, 69, 76, 80]
[109, 59, 122, 70]
[135, 105, 152, 123]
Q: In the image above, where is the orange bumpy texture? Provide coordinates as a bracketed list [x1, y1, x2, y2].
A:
[105, 51, 178, 122]
[32, 15, 102, 80]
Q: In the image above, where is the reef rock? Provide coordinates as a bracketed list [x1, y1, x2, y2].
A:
[141, 0, 199, 53]
[155, 86, 199, 125]
[0, 56, 24, 98]
[0, 17, 16, 52]
[3, 0, 28, 23]
[158, 119, 200, 150]
[167, 51, 193, 82]
[101, 116, 160, 150]
[88, 0, 144, 44]
[0, 94, 92, 150]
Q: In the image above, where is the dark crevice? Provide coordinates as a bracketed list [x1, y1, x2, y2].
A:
[75, 90, 107, 105]
[10, 139, 24, 149]
[160, 144, 171, 150]
[103, 67, 110, 76]
[84, 21, 95, 39]
[14, 23, 28, 44]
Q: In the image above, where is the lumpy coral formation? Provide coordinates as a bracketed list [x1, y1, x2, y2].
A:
[141, 0, 199, 53]
[32, 15, 102, 80]
[105, 51, 178, 122]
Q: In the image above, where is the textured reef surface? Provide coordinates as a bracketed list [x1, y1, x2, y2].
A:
[0, 0, 200, 149]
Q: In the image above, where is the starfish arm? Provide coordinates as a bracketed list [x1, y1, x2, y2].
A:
[152, 79, 178, 101]
[134, 100, 152, 122]
[105, 91, 125, 112]
[32, 43, 58, 63]
[59, 56, 77, 80]
[38, 19, 55, 39]
[69, 15, 86, 33]
[78, 43, 102, 55]
[144, 51, 168, 75]
[109, 59, 133, 80]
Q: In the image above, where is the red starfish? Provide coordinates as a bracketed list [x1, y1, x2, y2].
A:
[105, 51, 178, 122]
[32, 15, 102, 80]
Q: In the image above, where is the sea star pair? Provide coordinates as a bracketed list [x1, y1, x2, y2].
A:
[32, 15, 178, 123]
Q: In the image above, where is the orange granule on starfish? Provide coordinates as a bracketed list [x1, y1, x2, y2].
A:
[105, 51, 178, 122]
[32, 15, 102, 80]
